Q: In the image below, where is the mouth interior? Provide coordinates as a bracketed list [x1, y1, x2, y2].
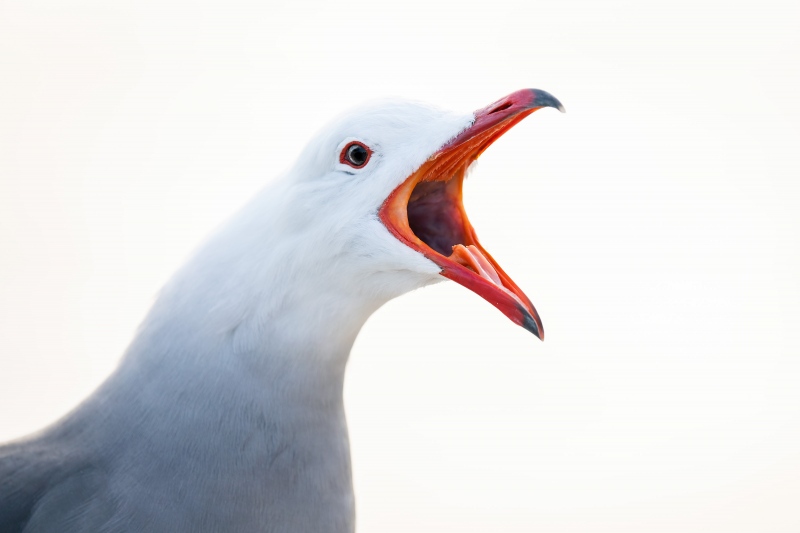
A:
[405, 165, 510, 289]
[407, 178, 469, 257]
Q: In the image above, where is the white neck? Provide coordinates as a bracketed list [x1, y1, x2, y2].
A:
[111, 180, 404, 403]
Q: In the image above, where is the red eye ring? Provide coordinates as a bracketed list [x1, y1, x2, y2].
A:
[340, 141, 372, 169]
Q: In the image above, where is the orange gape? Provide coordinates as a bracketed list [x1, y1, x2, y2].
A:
[379, 88, 564, 338]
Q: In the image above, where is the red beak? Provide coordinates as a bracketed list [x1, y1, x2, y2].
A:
[378, 89, 564, 339]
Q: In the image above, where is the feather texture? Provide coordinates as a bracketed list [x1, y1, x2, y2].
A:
[0, 99, 473, 532]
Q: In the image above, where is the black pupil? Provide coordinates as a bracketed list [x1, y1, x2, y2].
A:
[347, 144, 368, 166]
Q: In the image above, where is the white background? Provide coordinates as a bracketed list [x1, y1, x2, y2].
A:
[1, 0, 799, 531]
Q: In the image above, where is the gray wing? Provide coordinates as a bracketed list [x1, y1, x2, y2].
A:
[0, 440, 55, 532]
[0, 438, 115, 533]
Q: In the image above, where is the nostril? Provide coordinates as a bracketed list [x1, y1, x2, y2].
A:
[487, 101, 512, 114]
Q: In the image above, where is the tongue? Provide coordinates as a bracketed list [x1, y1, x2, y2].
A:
[451, 244, 530, 308]
[451, 244, 503, 286]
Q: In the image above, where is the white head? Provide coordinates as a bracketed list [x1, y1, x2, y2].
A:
[275, 98, 476, 300]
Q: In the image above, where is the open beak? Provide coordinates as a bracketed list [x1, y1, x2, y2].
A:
[378, 89, 564, 340]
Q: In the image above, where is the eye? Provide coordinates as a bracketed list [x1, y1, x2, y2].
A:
[340, 141, 372, 169]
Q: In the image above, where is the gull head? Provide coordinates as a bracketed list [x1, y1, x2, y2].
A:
[250, 89, 563, 339]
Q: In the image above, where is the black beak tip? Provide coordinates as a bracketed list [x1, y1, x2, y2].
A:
[521, 310, 545, 341]
[529, 89, 566, 113]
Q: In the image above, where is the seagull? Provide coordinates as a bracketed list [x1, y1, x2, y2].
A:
[0, 89, 563, 532]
